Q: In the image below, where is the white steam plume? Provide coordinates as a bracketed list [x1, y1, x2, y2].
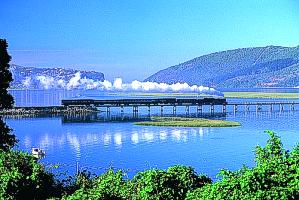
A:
[36, 75, 55, 89]
[34, 72, 223, 96]
[67, 72, 81, 90]
[22, 77, 31, 88]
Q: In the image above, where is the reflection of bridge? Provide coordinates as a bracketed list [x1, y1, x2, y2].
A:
[61, 112, 227, 123]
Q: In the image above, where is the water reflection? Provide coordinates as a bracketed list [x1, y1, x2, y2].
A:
[114, 132, 123, 148]
[61, 112, 227, 123]
[11, 110, 299, 154]
[18, 124, 212, 154]
[7, 110, 299, 180]
[131, 131, 139, 144]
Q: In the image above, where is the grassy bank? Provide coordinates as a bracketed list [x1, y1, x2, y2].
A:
[134, 117, 241, 127]
[224, 92, 299, 99]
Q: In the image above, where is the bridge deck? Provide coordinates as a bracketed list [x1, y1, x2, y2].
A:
[1, 98, 298, 116]
[61, 98, 227, 107]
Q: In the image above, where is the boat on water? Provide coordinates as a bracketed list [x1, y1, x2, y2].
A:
[31, 148, 45, 158]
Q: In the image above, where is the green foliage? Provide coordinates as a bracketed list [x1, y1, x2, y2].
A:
[64, 165, 210, 200]
[131, 166, 210, 200]
[186, 131, 299, 200]
[131, 169, 177, 199]
[167, 165, 212, 193]
[64, 169, 130, 200]
[0, 117, 17, 151]
[0, 39, 17, 151]
[0, 39, 14, 108]
[0, 150, 60, 200]
[59, 169, 94, 197]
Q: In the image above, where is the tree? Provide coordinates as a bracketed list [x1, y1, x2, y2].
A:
[0, 39, 14, 108]
[0, 39, 17, 150]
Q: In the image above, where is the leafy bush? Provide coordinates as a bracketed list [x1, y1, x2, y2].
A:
[186, 131, 299, 200]
[64, 166, 210, 200]
[0, 150, 60, 200]
[0, 117, 17, 151]
[64, 169, 131, 200]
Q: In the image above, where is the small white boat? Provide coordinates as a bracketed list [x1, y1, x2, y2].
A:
[31, 148, 45, 157]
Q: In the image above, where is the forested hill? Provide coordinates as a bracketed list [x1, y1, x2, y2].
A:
[145, 46, 299, 88]
[10, 64, 105, 89]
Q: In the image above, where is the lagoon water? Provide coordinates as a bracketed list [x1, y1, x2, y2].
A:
[4, 89, 299, 179]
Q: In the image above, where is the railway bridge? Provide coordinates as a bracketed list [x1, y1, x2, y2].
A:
[61, 98, 299, 115]
[1, 97, 298, 116]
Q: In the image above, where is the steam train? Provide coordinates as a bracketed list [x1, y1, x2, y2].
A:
[62, 97, 227, 107]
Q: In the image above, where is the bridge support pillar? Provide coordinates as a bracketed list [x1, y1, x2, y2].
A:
[173, 106, 176, 115]
[245, 103, 250, 112]
[279, 104, 283, 112]
[256, 104, 262, 112]
[234, 105, 238, 112]
[269, 104, 273, 112]
[197, 105, 202, 115]
[222, 105, 226, 113]
[106, 107, 111, 118]
[148, 106, 151, 115]
[185, 106, 190, 115]
[133, 106, 139, 113]
[290, 102, 295, 111]
[210, 104, 214, 113]
[133, 106, 138, 118]
[161, 106, 164, 116]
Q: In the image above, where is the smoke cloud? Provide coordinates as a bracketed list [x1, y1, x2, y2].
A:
[36, 75, 55, 89]
[22, 77, 31, 88]
[26, 72, 223, 96]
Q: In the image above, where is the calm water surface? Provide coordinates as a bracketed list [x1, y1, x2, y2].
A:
[5, 89, 299, 179]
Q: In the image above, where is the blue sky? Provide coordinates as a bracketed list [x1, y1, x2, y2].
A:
[1, 0, 299, 81]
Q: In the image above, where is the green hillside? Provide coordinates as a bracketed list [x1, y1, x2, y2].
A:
[145, 46, 299, 88]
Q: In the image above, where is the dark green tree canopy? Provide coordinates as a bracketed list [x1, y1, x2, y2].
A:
[0, 39, 14, 108]
[0, 39, 16, 151]
[0, 118, 16, 151]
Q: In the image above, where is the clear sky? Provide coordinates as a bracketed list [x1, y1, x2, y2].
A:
[1, 0, 299, 81]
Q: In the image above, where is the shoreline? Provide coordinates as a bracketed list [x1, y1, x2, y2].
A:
[224, 92, 299, 99]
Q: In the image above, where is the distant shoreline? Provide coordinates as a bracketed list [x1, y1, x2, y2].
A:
[224, 92, 299, 99]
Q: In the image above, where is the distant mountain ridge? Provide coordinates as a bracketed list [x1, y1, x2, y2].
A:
[10, 64, 105, 89]
[145, 45, 299, 88]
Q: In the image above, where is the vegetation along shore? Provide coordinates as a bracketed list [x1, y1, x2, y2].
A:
[134, 117, 241, 127]
[224, 92, 299, 99]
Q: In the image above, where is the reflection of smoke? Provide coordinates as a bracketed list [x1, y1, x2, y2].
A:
[31, 72, 223, 96]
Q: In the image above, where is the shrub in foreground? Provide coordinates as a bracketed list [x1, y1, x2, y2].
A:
[64, 169, 131, 200]
[130, 165, 211, 200]
[186, 131, 299, 200]
[0, 150, 60, 200]
[65, 165, 210, 200]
